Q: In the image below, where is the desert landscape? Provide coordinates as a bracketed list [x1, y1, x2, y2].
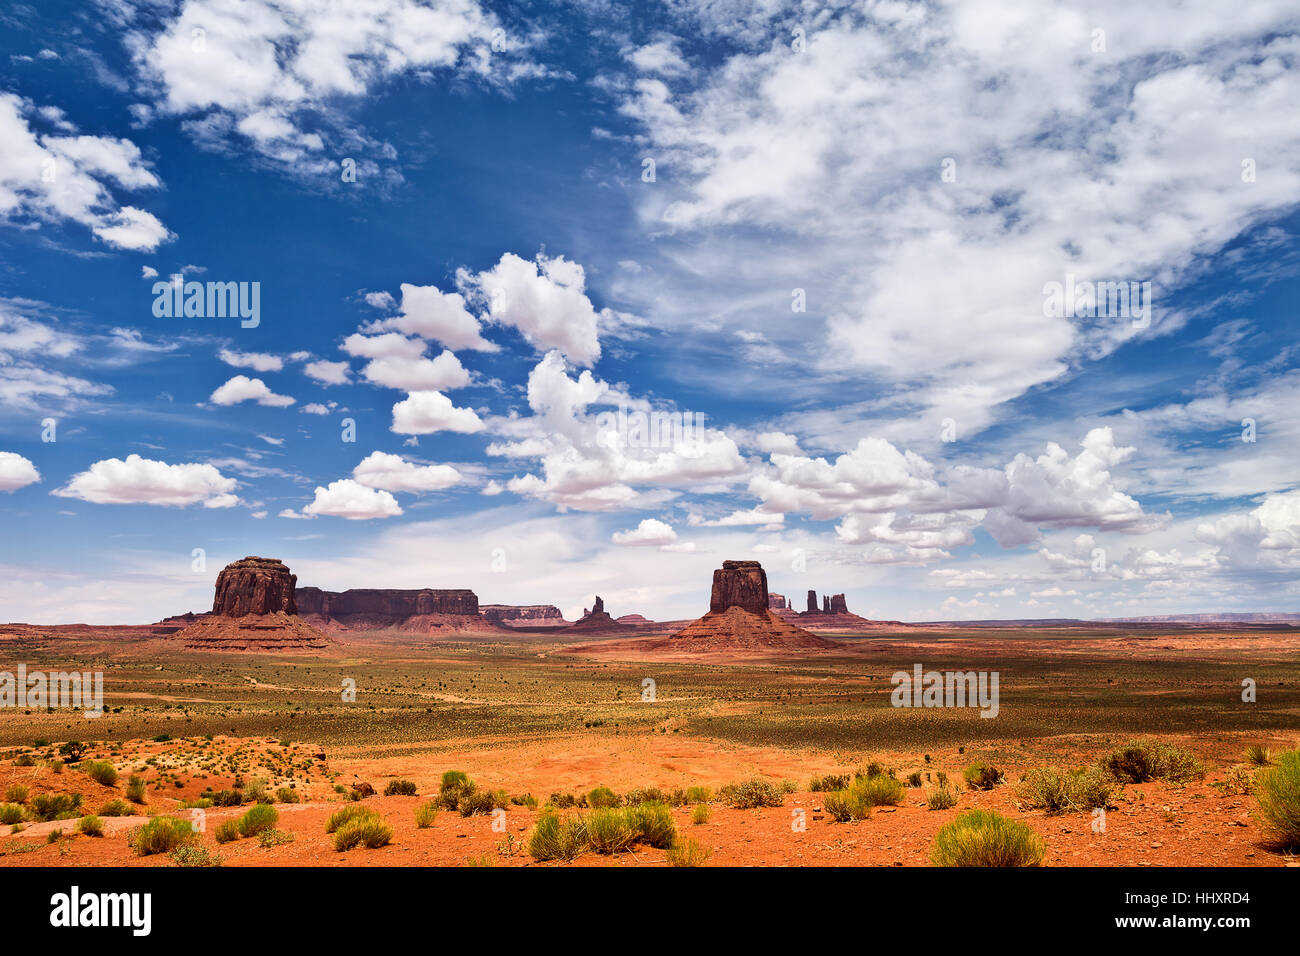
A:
[1, 555, 1296, 869]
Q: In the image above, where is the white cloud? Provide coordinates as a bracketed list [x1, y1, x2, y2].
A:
[301, 478, 402, 519]
[0, 452, 41, 492]
[352, 450, 461, 492]
[460, 253, 605, 366]
[627, 40, 689, 76]
[218, 347, 282, 372]
[363, 283, 497, 352]
[0, 93, 170, 250]
[210, 375, 295, 407]
[390, 390, 485, 435]
[53, 454, 237, 507]
[141, 265, 158, 279]
[612, 517, 677, 545]
[303, 359, 351, 385]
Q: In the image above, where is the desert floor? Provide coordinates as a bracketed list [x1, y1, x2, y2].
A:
[0, 623, 1297, 867]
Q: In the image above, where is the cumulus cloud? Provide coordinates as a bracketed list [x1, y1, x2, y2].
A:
[218, 347, 282, 372]
[363, 283, 497, 352]
[0, 93, 170, 250]
[352, 450, 461, 492]
[612, 517, 677, 546]
[1196, 489, 1300, 569]
[0, 452, 41, 492]
[390, 390, 484, 435]
[301, 478, 402, 519]
[302, 359, 351, 385]
[460, 253, 605, 366]
[488, 351, 747, 511]
[53, 454, 237, 507]
[209, 375, 295, 407]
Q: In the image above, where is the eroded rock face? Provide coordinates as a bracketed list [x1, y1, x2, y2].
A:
[807, 589, 818, 613]
[829, 593, 849, 614]
[709, 560, 770, 614]
[212, 557, 297, 616]
[769, 593, 787, 610]
[481, 604, 565, 624]
[295, 587, 479, 623]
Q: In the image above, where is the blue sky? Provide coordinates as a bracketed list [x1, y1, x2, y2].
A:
[1, 0, 1298, 625]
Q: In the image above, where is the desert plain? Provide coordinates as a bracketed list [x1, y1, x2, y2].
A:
[1, 617, 1296, 867]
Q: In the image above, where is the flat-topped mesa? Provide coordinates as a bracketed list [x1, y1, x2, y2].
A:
[213, 557, 298, 616]
[829, 593, 849, 614]
[710, 560, 770, 614]
[807, 589, 818, 613]
[769, 593, 787, 610]
[295, 587, 478, 620]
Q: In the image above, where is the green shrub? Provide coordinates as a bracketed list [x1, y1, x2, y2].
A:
[438, 771, 475, 810]
[666, 837, 711, 867]
[458, 788, 507, 817]
[98, 799, 132, 817]
[1245, 744, 1272, 766]
[82, 760, 119, 787]
[415, 800, 439, 828]
[1017, 766, 1114, 815]
[548, 791, 577, 809]
[29, 792, 82, 821]
[238, 802, 279, 838]
[384, 779, 417, 797]
[243, 777, 269, 803]
[527, 811, 588, 861]
[257, 828, 295, 848]
[854, 772, 905, 807]
[930, 809, 1046, 867]
[718, 779, 784, 809]
[685, 785, 712, 803]
[809, 774, 850, 793]
[131, 817, 197, 856]
[586, 807, 637, 853]
[4, 785, 27, 804]
[13, 755, 35, 767]
[587, 786, 621, 809]
[691, 804, 711, 825]
[326, 804, 374, 833]
[171, 844, 223, 867]
[78, 815, 104, 837]
[0, 803, 25, 825]
[927, 783, 958, 810]
[1102, 741, 1204, 784]
[214, 819, 241, 843]
[125, 775, 147, 804]
[333, 812, 392, 851]
[275, 787, 300, 803]
[824, 789, 869, 822]
[1254, 748, 1300, 849]
[208, 789, 243, 807]
[627, 802, 677, 848]
[962, 762, 1002, 790]
[906, 771, 923, 788]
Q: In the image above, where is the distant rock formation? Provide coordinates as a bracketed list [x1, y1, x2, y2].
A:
[481, 604, 567, 626]
[830, 593, 848, 614]
[798, 589, 853, 617]
[172, 557, 327, 651]
[710, 561, 770, 614]
[213, 557, 298, 616]
[807, 589, 817, 613]
[667, 560, 835, 652]
[769, 593, 787, 610]
[295, 586, 487, 633]
[616, 614, 653, 625]
[570, 595, 625, 631]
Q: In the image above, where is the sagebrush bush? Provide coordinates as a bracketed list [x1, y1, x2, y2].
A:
[415, 800, 439, 828]
[131, 817, 197, 856]
[927, 783, 958, 810]
[214, 819, 241, 843]
[1102, 741, 1205, 784]
[238, 802, 279, 838]
[78, 815, 104, 837]
[587, 786, 621, 809]
[82, 760, 118, 787]
[125, 775, 147, 804]
[809, 774, 850, 792]
[666, 838, 711, 867]
[1245, 744, 1272, 767]
[97, 799, 131, 817]
[326, 804, 375, 833]
[1254, 748, 1300, 849]
[685, 785, 711, 803]
[527, 811, 589, 862]
[458, 788, 507, 817]
[628, 802, 677, 848]
[1017, 766, 1114, 815]
[0, 803, 25, 825]
[719, 779, 785, 809]
[4, 785, 27, 804]
[384, 779, 417, 797]
[824, 789, 868, 822]
[691, 804, 711, 825]
[171, 844, 223, 867]
[29, 792, 82, 821]
[586, 807, 637, 853]
[854, 772, 905, 806]
[275, 787, 300, 804]
[438, 770, 474, 810]
[962, 763, 1002, 791]
[258, 828, 295, 848]
[930, 809, 1046, 867]
[333, 812, 392, 851]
